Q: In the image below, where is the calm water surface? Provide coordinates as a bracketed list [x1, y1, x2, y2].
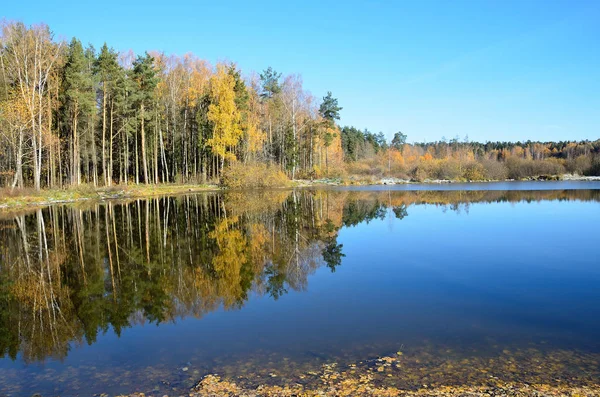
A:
[0, 184, 599, 395]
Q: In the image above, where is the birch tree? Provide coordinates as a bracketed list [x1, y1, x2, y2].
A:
[0, 22, 63, 190]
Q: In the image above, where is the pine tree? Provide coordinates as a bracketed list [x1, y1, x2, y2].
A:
[132, 53, 158, 184]
[95, 43, 120, 185]
[318, 91, 342, 127]
[259, 67, 281, 99]
[62, 38, 95, 185]
[391, 131, 407, 151]
[319, 92, 342, 173]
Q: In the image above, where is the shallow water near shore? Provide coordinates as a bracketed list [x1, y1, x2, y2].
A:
[0, 184, 599, 396]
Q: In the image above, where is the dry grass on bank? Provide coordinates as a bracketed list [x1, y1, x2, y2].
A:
[220, 162, 291, 189]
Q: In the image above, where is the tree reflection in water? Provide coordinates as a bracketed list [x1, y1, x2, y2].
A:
[0, 188, 598, 364]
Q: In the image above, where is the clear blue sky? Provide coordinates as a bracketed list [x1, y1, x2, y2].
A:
[4, 0, 599, 143]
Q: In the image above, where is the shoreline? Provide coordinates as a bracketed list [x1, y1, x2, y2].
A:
[0, 184, 220, 212]
[184, 381, 600, 397]
[1, 175, 599, 211]
[295, 174, 600, 187]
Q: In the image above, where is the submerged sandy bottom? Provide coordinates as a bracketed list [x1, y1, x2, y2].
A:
[86, 346, 600, 396]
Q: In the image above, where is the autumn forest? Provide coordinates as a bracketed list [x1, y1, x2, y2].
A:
[1, 21, 599, 192]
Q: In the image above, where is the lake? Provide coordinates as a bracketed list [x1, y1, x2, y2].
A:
[1, 183, 599, 396]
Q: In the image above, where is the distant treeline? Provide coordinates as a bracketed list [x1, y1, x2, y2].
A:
[341, 126, 600, 181]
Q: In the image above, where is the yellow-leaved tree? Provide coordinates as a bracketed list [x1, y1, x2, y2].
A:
[207, 63, 243, 175]
[0, 90, 29, 188]
[209, 216, 247, 307]
[244, 82, 266, 161]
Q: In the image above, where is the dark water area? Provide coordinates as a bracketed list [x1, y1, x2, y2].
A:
[0, 186, 599, 396]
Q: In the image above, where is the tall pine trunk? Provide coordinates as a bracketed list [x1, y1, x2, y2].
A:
[102, 83, 107, 185]
[141, 103, 149, 184]
[109, 101, 114, 186]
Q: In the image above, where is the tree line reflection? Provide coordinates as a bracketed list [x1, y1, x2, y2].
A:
[0, 189, 598, 363]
